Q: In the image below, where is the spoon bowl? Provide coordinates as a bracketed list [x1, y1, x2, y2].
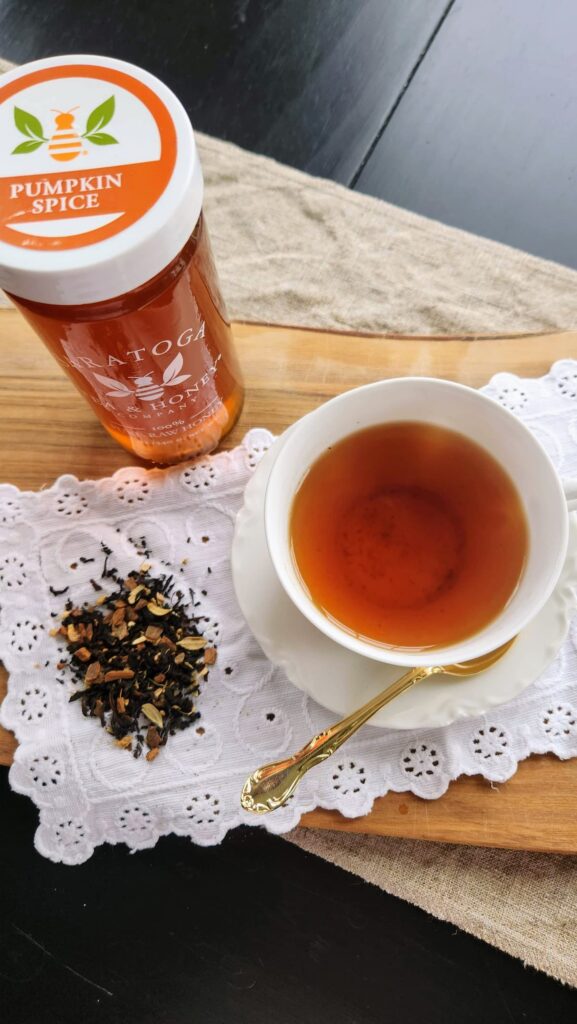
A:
[241, 637, 516, 815]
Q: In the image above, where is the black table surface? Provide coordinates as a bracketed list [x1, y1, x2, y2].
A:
[2, 2, 577, 1021]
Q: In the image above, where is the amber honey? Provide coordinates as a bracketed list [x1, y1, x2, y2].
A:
[290, 422, 528, 651]
[10, 215, 243, 464]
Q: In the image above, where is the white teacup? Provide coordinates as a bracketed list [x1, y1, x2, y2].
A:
[264, 377, 577, 668]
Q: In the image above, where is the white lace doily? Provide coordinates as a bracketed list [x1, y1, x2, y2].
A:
[2, 363, 577, 864]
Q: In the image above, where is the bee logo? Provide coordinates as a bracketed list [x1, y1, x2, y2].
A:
[48, 108, 86, 162]
[93, 354, 192, 403]
[11, 96, 118, 159]
[129, 375, 166, 402]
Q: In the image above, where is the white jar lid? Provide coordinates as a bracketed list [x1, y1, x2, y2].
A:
[0, 54, 203, 305]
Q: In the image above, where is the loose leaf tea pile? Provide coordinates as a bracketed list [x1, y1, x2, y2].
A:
[52, 560, 215, 761]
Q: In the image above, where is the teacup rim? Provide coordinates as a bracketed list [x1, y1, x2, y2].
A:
[263, 376, 569, 667]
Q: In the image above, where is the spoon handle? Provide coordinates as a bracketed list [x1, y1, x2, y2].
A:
[241, 665, 431, 814]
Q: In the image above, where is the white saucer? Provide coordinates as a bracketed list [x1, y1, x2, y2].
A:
[231, 434, 577, 730]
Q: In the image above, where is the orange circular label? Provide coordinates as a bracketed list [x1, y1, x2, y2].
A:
[0, 64, 176, 250]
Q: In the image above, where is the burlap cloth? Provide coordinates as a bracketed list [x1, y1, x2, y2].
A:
[2, 56, 577, 985]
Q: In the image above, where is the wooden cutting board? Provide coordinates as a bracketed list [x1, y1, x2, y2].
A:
[2, 309, 577, 853]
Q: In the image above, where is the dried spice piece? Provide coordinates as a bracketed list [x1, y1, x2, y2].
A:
[147, 725, 161, 749]
[73, 647, 92, 662]
[53, 564, 215, 760]
[146, 601, 171, 617]
[141, 703, 164, 728]
[85, 661, 102, 685]
[177, 636, 206, 651]
[145, 625, 163, 642]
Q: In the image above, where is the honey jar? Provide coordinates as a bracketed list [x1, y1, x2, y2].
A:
[0, 55, 244, 464]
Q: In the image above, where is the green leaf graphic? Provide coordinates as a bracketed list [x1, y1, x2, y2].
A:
[11, 139, 44, 154]
[85, 132, 118, 146]
[14, 106, 46, 140]
[84, 95, 115, 136]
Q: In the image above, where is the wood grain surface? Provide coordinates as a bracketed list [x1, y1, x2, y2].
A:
[1, 309, 577, 852]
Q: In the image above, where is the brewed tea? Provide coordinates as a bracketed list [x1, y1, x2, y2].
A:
[290, 422, 528, 650]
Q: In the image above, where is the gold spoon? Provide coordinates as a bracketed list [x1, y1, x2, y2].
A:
[240, 638, 516, 814]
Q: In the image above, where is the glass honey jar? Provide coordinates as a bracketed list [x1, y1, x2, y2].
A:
[0, 55, 244, 464]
